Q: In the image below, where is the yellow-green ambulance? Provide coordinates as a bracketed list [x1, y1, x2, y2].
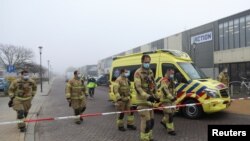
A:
[109, 49, 231, 118]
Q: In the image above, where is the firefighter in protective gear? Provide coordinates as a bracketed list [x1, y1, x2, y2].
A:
[8, 70, 37, 132]
[65, 70, 87, 124]
[160, 68, 177, 136]
[114, 69, 137, 131]
[218, 68, 229, 87]
[134, 54, 159, 141]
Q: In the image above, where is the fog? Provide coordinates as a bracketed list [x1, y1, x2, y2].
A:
[0, 0, 249, 74]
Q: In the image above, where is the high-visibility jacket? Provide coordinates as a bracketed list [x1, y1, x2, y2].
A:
[87, 82, 97, 88]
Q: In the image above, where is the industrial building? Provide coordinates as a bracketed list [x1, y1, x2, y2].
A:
[98, 9, 250, 81]
[79, 65, 98, 77]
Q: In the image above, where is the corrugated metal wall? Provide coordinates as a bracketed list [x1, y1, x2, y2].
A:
[182, 22, 214, 68]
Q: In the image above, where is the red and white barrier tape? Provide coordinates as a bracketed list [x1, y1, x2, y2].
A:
[231, 97, 250, 101]
[0, 103, 200, 126]
[0, 97, 249, 126]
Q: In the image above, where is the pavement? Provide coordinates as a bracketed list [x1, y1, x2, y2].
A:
[0, 79, 53, 141]
[1, 78, 249, 141]
[35, 77, 250, 141]
[225, 90, 250, 115]
[226, 100, 250, 115]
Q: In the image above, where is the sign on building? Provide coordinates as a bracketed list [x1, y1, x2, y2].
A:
[191, 31, 213, 44]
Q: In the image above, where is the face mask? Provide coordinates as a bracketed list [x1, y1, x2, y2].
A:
[170, 74, 174, 79]
[143, 63, 150, 69]
[125, 72, 130, 77]
[77, 74, 81, 78]
[23, 75, 29, 80]
[121, 73, 126, 77]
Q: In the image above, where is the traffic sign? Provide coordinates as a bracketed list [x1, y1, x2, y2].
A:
[7, 65, 15, 73]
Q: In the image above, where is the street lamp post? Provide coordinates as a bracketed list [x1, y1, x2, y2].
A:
[50, 64, 52, 79]
[48, 60, 50, 84]
[39, 46, 43, 93]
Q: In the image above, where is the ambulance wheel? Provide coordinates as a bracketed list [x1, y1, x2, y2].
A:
[181, 99, 203, 119]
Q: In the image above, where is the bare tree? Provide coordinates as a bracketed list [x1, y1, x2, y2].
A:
[22, 62, 45, 74]
[28, 63, 41, 74]
[0, 44, 34, 68]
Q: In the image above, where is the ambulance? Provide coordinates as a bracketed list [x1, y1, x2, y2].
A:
[109, 49, 231, 119]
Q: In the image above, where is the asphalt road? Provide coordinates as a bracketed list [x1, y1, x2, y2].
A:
[35, 77, 250, 141]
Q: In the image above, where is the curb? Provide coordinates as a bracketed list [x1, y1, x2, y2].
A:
[41, 83, 52, 96]
[24, 104, 42, 141]
[23, 79, 54, 141]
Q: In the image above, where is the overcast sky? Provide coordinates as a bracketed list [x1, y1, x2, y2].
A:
[0, 0, 249, 74]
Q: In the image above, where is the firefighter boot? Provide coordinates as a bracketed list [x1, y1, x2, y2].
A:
[127, 125, 137, 130]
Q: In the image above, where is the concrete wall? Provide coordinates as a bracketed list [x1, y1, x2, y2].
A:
[214, 46, 250, 64]
[141, 44, 151, 52]
[125, 50, 133, 55]
[165, 33, 182, 51]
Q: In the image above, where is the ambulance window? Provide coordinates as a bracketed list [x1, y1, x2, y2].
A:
[112, 68, 121, 81]
[148, 64, 156, 78]
[178, 62, 207, 79]
[111, 65, 141, 82]
[111, 64, 156, 82]
[162, 63, 187, 83]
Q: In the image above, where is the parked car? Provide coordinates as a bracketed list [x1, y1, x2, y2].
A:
[0, 78, 9, 95]
[93, 76, 98, 81]
[96, 74, 109, 86]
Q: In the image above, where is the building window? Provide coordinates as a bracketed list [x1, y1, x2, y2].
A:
[246, 62, 250, 78]
[228, 20, 234, 49]
[240, 17, 246, 47]
[239, 63, 246, 78]
[223, 22, 229, 49]
[219, 64, 228, 73]
[230, 63, 238, 81]
[234, 19, 240, 48]
[219, 23, 224, 50]
[111, 64, 157, 82]
[246, 15, 250, 46]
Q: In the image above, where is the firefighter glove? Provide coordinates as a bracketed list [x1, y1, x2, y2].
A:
[171, 97, 177, 102]
[147, 95, 155, 103]
[8, 97, 14, 107]
[67, 98, 71, 107]
[154, 97, 160, 103]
